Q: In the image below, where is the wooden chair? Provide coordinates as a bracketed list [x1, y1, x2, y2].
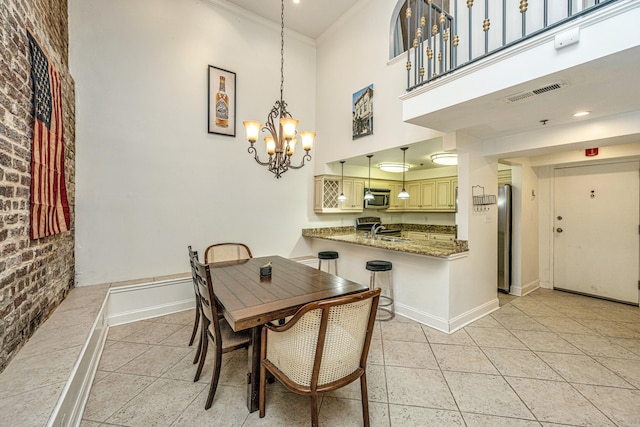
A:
[187, 246, 202, 363]
[204, 243, 253, 264]
[191, 256, 251, 409]
[259, 288, 381, 426]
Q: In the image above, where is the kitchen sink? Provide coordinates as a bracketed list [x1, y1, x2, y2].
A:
[377, 236, 410, 242]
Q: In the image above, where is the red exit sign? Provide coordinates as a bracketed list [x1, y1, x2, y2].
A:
[585, 148, 598, 157]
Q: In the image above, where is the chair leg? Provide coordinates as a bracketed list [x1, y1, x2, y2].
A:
[205, 345, 223, 409]
[259, 363, 267, 418]
[188, 305, 200, 346]
[194, 333, 208, 382]
[193, 320, 204, 365]
[310, 394, 319, 427]
[360, 373, 371, 427]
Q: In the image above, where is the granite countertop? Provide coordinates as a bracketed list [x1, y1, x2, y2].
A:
[302, 226, 469, 259]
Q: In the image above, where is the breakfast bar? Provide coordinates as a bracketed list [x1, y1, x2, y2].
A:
[303, 225, 498, 333]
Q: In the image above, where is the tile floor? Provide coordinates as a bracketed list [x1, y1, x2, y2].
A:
[81, 289, 640, 426]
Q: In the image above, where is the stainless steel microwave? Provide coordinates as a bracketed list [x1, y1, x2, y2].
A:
[363, 188, 390, 209]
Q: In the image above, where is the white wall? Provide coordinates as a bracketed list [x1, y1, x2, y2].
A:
[450, 134, 498, 316]
[314, 0, 444, 174]
[69, 0, 318, 285]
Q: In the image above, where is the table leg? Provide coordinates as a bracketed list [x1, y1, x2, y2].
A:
[247, 325, 261, 413]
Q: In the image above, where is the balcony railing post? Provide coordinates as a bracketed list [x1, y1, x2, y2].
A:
[468, 0, 473, 63]
[453, 0, 458, 68]
[484, 0, 490, 54]
[406, 0, 411, 89]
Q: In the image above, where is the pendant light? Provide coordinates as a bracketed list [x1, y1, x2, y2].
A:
[398, 147, 410, 199]
[364, 155, 374, 201]
[337, 161, 347, 202]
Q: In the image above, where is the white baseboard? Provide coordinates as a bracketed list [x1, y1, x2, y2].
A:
[47, 276, 195, 426]
[108, 277, 195, 326]
[396, 297, 499, 334]
[511, 280, 540, 297]
[448, 298, 500, 333]
[394, 302, 450, 333]
[48, 294, 109, 427]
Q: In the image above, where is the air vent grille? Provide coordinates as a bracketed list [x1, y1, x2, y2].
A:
[506, 92, 535, 103]
[504, 81, 567, 103]
[532, 83, 563, 94]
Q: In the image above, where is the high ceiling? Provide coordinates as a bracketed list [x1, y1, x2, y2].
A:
[225, 0, 360, 39]
[227, 0, 640, 168]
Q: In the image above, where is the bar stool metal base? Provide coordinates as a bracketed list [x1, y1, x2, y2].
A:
[366, 260, 394, 321]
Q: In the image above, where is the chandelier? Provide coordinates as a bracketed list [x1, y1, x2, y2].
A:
[243, 0, 315, 179]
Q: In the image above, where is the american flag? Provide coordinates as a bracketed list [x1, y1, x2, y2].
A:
[27, 30, 70, 239]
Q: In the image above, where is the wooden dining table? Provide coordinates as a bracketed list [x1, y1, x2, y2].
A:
[207, 255, 368, 413]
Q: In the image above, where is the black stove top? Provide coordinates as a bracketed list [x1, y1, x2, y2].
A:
[355, 217, 401, 235]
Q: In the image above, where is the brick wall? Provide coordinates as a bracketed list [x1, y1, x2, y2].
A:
[0, 0, 75, 372]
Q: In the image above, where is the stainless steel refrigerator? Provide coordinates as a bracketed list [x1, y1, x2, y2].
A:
[497, 184, 511, 293]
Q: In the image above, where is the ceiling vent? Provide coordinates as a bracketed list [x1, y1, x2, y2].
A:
[504, 81, 567, 103]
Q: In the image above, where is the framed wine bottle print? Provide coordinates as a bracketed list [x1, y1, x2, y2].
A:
[208, 65, 236, 136]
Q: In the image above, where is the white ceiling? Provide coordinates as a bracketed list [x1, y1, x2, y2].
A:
[227, 0, 640, 169]
[407, 46, 640, 141]
[225, 0, 360, 39]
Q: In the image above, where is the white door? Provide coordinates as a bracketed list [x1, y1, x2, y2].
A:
[553, 162, 639, 304]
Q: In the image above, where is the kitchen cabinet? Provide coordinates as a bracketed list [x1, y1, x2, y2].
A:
[341, 178, 365, 211]
[314, 175, 364, 213]
[434, 177, 457, 211]
[315, 175, 456, 213]
[405, 231, 454, 241]
[430, 233, 455, 242]
[387, 182, 407, 211]
[405, 181, 435, 211]
[406, 231, 429, 240]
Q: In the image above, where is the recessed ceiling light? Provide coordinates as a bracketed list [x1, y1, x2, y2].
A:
[293, 0, 300, 3]
[573, 111, 591, 117]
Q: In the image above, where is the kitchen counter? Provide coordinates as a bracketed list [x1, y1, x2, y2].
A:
[302, 225, 496, 334]
[302, 226, 468, 259]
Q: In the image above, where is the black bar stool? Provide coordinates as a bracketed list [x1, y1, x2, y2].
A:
[366, 260, 394, 321]
[318, 251, 339, 276]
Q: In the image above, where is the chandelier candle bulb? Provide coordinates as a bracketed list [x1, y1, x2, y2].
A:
[280, 117, 299, 140]
[287, 139, 296, 155]
[265, 137, 276, 155]
[300, 132, 315, 151]
[243, 121, 261, 143]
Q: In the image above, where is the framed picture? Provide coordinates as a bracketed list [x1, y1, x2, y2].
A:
[352, 84, 374, 139]
[208, 65, 236, 136]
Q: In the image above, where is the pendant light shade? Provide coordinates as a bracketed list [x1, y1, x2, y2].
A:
[364, 155, 375, 201]
[398, 147, 410, 200]
[337, 161, 347, 202]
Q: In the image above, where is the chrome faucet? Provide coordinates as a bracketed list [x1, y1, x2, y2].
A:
[371, 224, 385, 239]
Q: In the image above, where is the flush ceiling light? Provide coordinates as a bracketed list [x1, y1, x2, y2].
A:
[573, 111, 591, 117]
[430, 153, 458, 166]
[378, 163, 409, 173]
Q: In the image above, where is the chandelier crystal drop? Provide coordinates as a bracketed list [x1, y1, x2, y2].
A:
[242, 0, 315, 178]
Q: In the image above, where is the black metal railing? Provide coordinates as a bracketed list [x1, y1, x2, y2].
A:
[404, 0, 620, 91]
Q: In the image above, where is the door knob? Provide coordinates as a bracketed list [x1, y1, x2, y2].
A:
[556, 228, 563, 233]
